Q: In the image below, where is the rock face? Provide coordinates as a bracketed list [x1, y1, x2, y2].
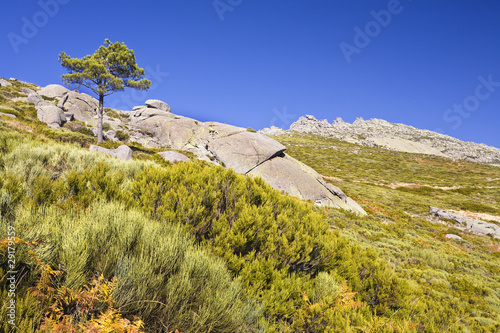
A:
[429, 206, 500, 239]
[208, 132, 286, 174]
[38, 84, 70, 99]
[249, 154, 366, 214]
[36, 104, 67, 128]
[57, 91, 98, 125]
[158, 151, 190, 163]
[262, 115, 500, 165]
[89, 145, 133, 161]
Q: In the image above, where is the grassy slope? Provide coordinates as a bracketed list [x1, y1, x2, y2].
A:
[1, 80, 500, 332]
[274, 133, 500, 328]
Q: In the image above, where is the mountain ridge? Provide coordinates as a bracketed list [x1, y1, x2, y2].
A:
[260, 115, 500, 166]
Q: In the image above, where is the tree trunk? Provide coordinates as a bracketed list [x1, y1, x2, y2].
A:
[97, 93, 104, 143]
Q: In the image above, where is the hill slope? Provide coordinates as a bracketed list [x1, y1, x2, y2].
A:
[0, 78, 499, 332]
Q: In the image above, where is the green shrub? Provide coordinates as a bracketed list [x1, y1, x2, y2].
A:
[102, 122, 111, 131]
[115, 130, 130, 141]
[104, 108, 120, 119]
[10, 201, 261, 332]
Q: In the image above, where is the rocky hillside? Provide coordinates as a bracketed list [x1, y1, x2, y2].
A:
[261, 115, 500, 165]
[0, 79, 365, 215]
[2, 77, 500, 332]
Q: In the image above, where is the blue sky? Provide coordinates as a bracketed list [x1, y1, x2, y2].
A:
[1, 0, 499, 147]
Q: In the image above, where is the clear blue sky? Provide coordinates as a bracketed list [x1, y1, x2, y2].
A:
[2, 0, 499, 147]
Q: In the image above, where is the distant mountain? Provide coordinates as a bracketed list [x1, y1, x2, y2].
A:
[260, 115, 500, 165]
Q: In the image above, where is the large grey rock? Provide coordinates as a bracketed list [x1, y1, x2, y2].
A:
[114, 145, 133, 161]
[158, 151, 190, 163]
[36, 104, 66, 128]
[429, 206, 500, 239]
[27, 93, 42, 105]
[208, 131, 286, 174]
[89, 145, 133, 161]
[249, 154, 367, 215]
[57, 91, 98, 125]
[22, 87, 35, 95]
[38, 84, 70, 99]
[0, 79, 12, 87]
[145, 99, 171, 112]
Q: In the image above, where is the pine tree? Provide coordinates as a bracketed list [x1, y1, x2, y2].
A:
[59, 39, 151, 143]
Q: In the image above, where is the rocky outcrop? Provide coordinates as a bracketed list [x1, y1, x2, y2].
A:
[429, 206, 500, 239]
[36, 103, 67, 128]
[158, 151, 190, 163]
[128, 102, 366, 214]
[89, 145, 133, 161]
[38, 84, 70, 99]
[262, 115, 500, 165]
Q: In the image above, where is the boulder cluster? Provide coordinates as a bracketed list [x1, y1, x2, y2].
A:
[429, 206, 500, 239]
[29, 84, 366, 215]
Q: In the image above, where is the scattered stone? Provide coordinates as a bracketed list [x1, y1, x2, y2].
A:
[0, 79, 12, 87]
[445, 234, 463, 240]
[0, 112, 17, 119]
[429, 206, 500, 239]
[38, 84, 70, 99]
[145, 99, 171, 112]
[158, 151, 190, 163]
[89, 144, 133, 161]
[22, 87, 35, 95]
